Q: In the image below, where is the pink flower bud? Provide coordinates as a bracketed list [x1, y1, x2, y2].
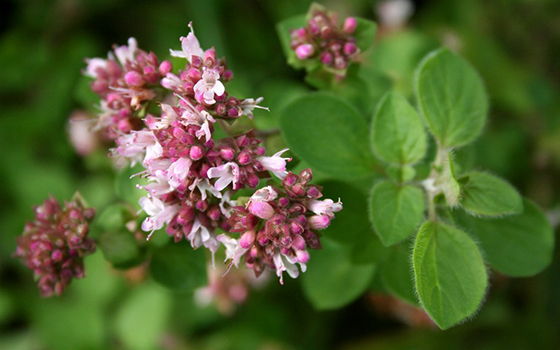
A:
[188, 68, 202, 81]
[295, 44, 315, 59]
[124, 71, 144, 87]
[158, 60, 172, 75]
[248, 202, 275, 220]
[320, 52, 333, 65]
[292, 234, 306, 250]
[343, 17, 358, 34]
[220, 147, 235, 161]
[240, 230, 256, 249]
[222, 70, 233, 82]
[344, 42, 358, 56]
[296, 249, 310, 263]
[189, 145, 204, 160]
[308, 215, 331, 230]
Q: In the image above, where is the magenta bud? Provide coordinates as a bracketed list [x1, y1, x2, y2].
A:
[196, 200, 208, 212]
[240, 230, 256, 249]
[216, 104, 227, 115]
[124, 71, 144, 87]
[51, 250, 63, 262]
[295, 44, 315, 59]
[283, 173, 298, 186]
[296, 249, 310, 263]
[295, 28, 307, 40]
[237, 151, 252, 165]
[308, 215, 331, 230]
[255, 146, 266, 156]
[189, 145, 204, 160]
[343, 17, 358, 34]
[344, 42, 358, 56]
[248, 202, 275, 220]
[188, 68, 202, 81]
[292, 234, 306, 250]
[222, 70, 233, 82]
[290, 221, 304, 235]
[220, 147, 235, 161]
[278, 197, 290, 207]
[228, 107, 240, 118]
[207, 206, 221, 221]
[191, 55, 203, 67]
[158, 60, 172, 75]
[246, 173, 259, 188]
[320, 52, 333, 65]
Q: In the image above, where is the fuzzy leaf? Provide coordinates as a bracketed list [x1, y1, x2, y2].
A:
[149, 241, 207, 291]
[371, 92, 427, 165]
[460, 171, 522, 216]
[354, 18, 377, 52]
[276, 15, 309, 70]
[379, 243, 418, 305]
[302, 238, 376, 310]
[413, 221, 488, 329]
[415, 48, 488, 148]
[369, 181, 425, 246]
[280, 92, 376, 179]
[455, 199, 554, 276]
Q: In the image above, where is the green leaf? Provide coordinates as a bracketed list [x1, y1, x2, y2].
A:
[455, 199, 554, 277]
[302, 238, 376, 310]
[371, 92, 427, 165]
[369, 181, 425, 246]
[412, 221, 488, 329]
[354, 18, 377, 52]
[279, 92, 376, 179]
[460, 172, 522, 217]
[386, 164, 416, 183]
[114, 284, 172, 350]
[414, 48, 488, 148]
[379, 243, 418, 306]
[276, 15, 308, 70]
[98, 230, 146, 269]
[149, 241, 208, 291]
[320, 180, 370, 245]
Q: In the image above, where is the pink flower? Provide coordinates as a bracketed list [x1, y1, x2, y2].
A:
[169, 22, 204, 63]
[167, 158, 192, 189]
[207, 162, 240, 191]
[139, 196, 180, 236]
[114, 37, 138, 65]
[217, 234, 248, 268]
[239, 97, 269, 118]
[84, 58, 108, 79]
[161, 73, 183, 90]
[306, 198, 343, 217]
[273, 253, 306, 285]
[257, 148, 291, 179]
[295, 44, 314, 59]
[187, 218, 219, 253]
[194, 68, 225, 105]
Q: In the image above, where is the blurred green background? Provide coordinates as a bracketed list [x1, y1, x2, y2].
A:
[1, 0, 560, 349]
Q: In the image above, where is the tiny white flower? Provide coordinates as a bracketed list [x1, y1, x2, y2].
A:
[114, 37, 138, 65]
[306, 198, 343, 217]
[169, 22, 204, 63]
[217, 234, 248, 268]
[85, 58, 108, 79]
[139, 196, 180, 238]
[239, 97, 269, 118]
[194, 68, 225, 105]
[207, 162, 240, 191]
[167, 157, 192, 189]
[257, 148, 291, 179]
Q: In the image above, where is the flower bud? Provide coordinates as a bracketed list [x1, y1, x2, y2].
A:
[248, 202, 275, 220]
[158, 60, 172, 75]
[295, 44, 315, 59]
[308, 215, 331, 230]
[240, 230, 256, 249]
[124, 71, 144, 87]
[343, 17, 358, 34]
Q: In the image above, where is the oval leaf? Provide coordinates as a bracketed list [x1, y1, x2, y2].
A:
[280, 92, 376, 179]
[455, 199, 554, 277]
[371, 92, 427, 165]
[149, 241, 207, 291]
[413, 221, 488, 329]
[369, 181, 425, 246]
[414, 48, 488, 148]
[379, 243, 418, 305]
[302, 239, 376, 310]
[460, 171, 522, 216]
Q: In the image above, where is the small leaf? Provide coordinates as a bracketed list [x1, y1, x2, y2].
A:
[460, 171, 522, 216]
[354, 18, 377, 52]
[276, 15, 308, 70]
[114, 284, 172, 350]
[379, 243, 418, 306]
[386, 164, 416, 183]
[149, 241, 207, 291]
[98, 230, 146, 269]
[279, 92, 376, 179]
[455, 199, 554, 277]
[413, 221, 488, 329]
[369, 181, 425, 246]
[414, 48, 488, 148]
[371, 92, 427, 165]
[302, 238, 376, 310]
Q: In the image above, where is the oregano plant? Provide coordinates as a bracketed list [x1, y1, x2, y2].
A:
[10, 1, 556, 341]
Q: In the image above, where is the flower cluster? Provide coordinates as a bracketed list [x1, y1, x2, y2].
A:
[83, 23, 342, 283]
[218, 169, 342, 283]
[14, 196, 96, 297]
[290, 8, 359, 71]
[85, 38, 171, 139]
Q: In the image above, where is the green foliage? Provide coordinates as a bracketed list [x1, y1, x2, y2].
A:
[460, 171, 523, 217]
[413, 221, 488, 329]
[369, 181, 425, 246]
[379, 243, 418, 306]
[456, 199, 555, 277]
[302, 239, 376, 310]
[279, 92, 376, 179]
[149, 241, 208, 292]
[371, 92, 427, 165]
[415, 48, 489, 148]
[353, 18, 377, 52]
